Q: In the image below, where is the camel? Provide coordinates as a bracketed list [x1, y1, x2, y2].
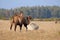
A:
[10, 11, 32, 32]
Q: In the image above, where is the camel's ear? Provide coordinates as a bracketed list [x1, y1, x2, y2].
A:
[28, 16, 32, 20]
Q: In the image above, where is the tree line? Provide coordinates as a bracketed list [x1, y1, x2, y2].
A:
[0, 6, 60, 19]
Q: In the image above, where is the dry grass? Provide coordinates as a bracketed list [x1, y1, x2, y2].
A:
[0, 20, 60, 40]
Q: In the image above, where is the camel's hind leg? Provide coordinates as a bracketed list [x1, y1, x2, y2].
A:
[10, 23, 13, 30]
[10, 19, 14, 30]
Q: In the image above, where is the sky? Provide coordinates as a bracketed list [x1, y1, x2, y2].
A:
[0, 0, 60, 9]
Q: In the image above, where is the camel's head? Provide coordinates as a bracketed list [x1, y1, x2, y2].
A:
[26, 16, 32, 24]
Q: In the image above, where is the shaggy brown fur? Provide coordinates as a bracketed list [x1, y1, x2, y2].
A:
[10, 12, 32, 32]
